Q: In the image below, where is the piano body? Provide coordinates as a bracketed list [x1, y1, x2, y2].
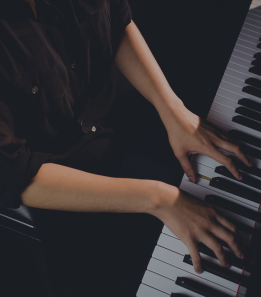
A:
[127, 0, 261, 296]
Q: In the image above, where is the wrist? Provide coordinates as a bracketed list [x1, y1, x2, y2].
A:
[147, 181, 180, 217]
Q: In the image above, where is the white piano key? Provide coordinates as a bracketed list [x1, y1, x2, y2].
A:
[243, 21, 261, 35]
[183, 175, 261, 209]
[191, 153, 261, 176]
[221, 75, 261, 92]
[238, 32, 259, 44]
[220, 75, 246, 89]
[248, 10, 261, 18]
[229, 55, 254, 68]
[245, 14, 261, 26]
[237, 38, 260, 51]
[148, 255, 245, 295]
[207, 110, 261, 138]
[162, 223, 251, 243]
[234, 43, 258, 57]
[136, 283, 169, 297]
[244, 17, 261, 31]
[224, 67, 255, 82]
[240, 27, 261, 40]
[213, 94, 240, 108]
[226, 61, 259, 79]
[142, 270, 203, 297]
[211, 102, 243, 118]
[218, 80, 261, 102]
[153, 242, 244, 275]
[158, 233, 233, 257]
[231, 49, 256, 63]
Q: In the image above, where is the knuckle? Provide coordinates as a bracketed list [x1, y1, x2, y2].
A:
[225, 157, 233, 167]
[230, 223, 237, 233]
[227, 233, 236, 243]
[233, 144, 240, 153]
[215, 243, 223, 254]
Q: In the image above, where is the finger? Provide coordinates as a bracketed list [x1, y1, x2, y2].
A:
[178, 154, 196, 183]
[209, 223, 245, 260]
[204, 147, 242, 180]
[202, 235, 229, 268]
[186, 241, 202, 274]
[215, 214, 246, 254]
[213, 138, 252, 167]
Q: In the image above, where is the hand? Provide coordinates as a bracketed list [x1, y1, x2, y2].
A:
[150, 184, 245, 274]
[160, 101, 252, 182]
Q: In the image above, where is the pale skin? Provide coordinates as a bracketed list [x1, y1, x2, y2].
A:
[20, 2, 251, 274]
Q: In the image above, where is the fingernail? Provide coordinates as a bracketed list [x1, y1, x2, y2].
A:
[226, 263, 231, 268]
[240, 253, 245, 259]
[196, 269, 202, 274]
[188, 177, 195, 183]
[238, 174, 242, 180]
[249, 161, 252, 167]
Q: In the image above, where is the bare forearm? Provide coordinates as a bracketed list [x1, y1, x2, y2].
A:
[113, 20, 183, 113]
[20, 163, 159, 213]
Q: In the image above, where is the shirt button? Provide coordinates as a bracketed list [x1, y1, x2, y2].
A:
[91, 126, 96, 132]
[52, 15, 59, 23]
[31, 86, 38, 94]
[71, 61, 76, 69]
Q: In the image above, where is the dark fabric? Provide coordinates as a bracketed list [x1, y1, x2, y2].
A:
[0, 0, 132, 208]
[32, 86, 181, 297]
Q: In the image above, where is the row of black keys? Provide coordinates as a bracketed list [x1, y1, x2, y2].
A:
[233, 50, 261, 132]
[171, 276, 235, 297]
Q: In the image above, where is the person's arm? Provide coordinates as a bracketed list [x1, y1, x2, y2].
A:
[20, 162, 245, 275]
[112, 20, 252, 182]
[20, 162, 158, 213]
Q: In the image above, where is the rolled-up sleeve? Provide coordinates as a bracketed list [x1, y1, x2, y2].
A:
[110, 0, 132, 37]
[0, 101, 54, 209]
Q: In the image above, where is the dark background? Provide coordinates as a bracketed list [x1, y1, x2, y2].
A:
[0, 0, 252, 296]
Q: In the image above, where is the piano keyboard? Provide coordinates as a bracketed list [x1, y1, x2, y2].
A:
[136, 6, 261, 297]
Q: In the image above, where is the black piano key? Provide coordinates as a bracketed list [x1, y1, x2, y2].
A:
[197, 243, 250, 271]
[209, 177, 261, 204]
[229, 157, 261, 178]
[257, 43, 261, 49]
[228, 129, 261, 149]
[232, 115, 261, 133]
[214, 165, 261, 190]
[251, 59, 261, 67]
[175, 277, 231, 297]
[240, 143, 261, 160]
[205, 194, 261, 222]
[253, 52, 261, 59]
[242, 86, 261, 99]
[170, 294, 187, 297]
[229, 218, 254, 235]
[183, 254, 249, 286]
[249, 66, 261, 76]
[238, 98, 261, 113]
[235, 106, 261, 123]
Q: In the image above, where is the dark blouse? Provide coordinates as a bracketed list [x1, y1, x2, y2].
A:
[0, 0, 132, 208]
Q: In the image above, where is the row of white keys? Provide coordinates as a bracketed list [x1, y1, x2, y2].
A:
[213, 95, 261, 111]
[137, 242, 246, 297]
[207, 111, 261, 138]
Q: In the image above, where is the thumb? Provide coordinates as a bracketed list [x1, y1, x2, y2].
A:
[178, 154, 196, 183]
